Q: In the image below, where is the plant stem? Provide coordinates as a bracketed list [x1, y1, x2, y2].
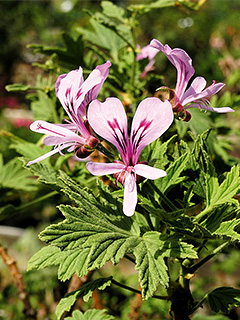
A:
[193, 206, 212, 222]
[147, 181, 178, 211]
[189, 241, 229, 274]
[17, 191, 58, 211]
[112, 279, 168, 300]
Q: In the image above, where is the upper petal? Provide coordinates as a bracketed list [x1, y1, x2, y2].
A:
[136, 44, 159, 61]
[30, 120, 85, 145]
[150, 39, 195, 100]
[86, 162, 124, 176]
[130, 97, 173, 164]
[87, 98, 130, 164]
[134, 163, 167, 180]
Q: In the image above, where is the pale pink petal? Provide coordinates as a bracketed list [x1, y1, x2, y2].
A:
[136, 44, 159, 61]
[87, 98, 130, 164]
[123, 173, 137, 217]
[150, 39, 195, 101]
[30, 120, 85, 144]
[130, 98, 173, 164]
[75, 69, 104, 117]
[87, 60, 111, 102]
[56, 67, 84, 117]
[185, 102, 234, 113]
[134, 164, 166, 180]
[86, 162, 124, 176]
[181, 77, 207, 103]
[182, 80, 225, 106]
[27, 143, 73, 166]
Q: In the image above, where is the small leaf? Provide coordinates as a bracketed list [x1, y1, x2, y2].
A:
[55, 277, 112, 320]
[5, 83, 32, 92]
[65, 309, 115, 320]
[207, 287, 240, 313]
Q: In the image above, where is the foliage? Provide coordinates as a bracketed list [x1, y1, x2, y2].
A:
[1, 0, 240, 320]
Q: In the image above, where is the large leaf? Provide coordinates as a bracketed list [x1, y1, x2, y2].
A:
[207, 287, 240, 313]
[55, 278, 112, 320]
[65, 309, 115, 320]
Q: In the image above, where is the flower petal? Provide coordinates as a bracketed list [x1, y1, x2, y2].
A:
[150, 39, 195, 101]
[123, 174, 137, 217]
[130, 97, 173, 164]
[85, 60, 111, 105]
[87, 98, 130, 164]
[134, 163, 166, 180]
[136, 44, 159, 61]
[86, 162, 124, 176]
[181, 78, 225, 106]
[27, 143, 73, 166]
[30, 120, 85, 144]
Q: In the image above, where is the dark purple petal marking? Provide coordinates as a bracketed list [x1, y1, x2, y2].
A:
[107, 118, 128, 156]
[36, 123, 66, 137]
[131, 119, 152, 154]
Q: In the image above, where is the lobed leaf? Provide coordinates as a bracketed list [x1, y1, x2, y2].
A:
[65, 309, 115, 320]
[55, 277, 112, 320]
[207, 287, 240, 313]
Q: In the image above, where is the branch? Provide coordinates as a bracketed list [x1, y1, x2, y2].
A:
[0, 245, 36, 319]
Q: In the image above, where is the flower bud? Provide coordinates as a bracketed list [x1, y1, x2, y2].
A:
[75, 146, 92, 159]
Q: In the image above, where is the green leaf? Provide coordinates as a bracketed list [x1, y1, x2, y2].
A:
[55, 277, 112, 320]
[207, 287, 240, 313]
[212, 219, 240, 241]
[31, 90, 56, 122]
[192, 315, 229, 320]
[155, 152, 189, 193]
[128, 0, 175, 13]
[27, 246, 63, 271]
[29, 33, 84, 69]
[5, 83, 32, 92]
[0, 155, 38, 191]
[205, 165, 240, 211]
[65, 309, 115, 320]
[77, 18, 126, 62]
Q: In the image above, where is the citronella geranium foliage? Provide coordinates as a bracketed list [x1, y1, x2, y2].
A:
[3, 1, 240, 319]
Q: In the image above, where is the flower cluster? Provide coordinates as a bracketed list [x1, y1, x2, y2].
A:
[28, 40, 233, 216]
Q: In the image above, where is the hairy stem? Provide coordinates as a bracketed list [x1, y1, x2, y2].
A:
[112, 279, 168, 300]
[189, 241, 229, 274]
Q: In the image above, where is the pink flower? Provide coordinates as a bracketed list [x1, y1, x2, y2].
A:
[86, 97, 174, 216]
[136, 44, 159, 79]
[27, 61, 111, 165]
[150, 39, 234, 120]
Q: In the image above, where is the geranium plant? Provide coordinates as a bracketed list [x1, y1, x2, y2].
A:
[2, 1, 240, 319]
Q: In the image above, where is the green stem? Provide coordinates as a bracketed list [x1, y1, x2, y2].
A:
[124, 254, 135, 264]
[112, 279, 168, 300]
[189, 241, 229, 274]
[16, 191, 58, 212]
[147, 181, 178, 211]
[193, 206, 213, 222]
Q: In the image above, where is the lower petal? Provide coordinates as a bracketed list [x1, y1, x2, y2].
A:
[123, 175, 137, 217]
[86, 162, 124, 176]
[134, 163, 167, 180]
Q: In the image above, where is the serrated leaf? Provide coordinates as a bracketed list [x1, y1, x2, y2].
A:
[31, 90, 56, 122]
[29, 33, 84, 69]
[207, 287, 240, 313]
[205, 165, 240, 210]
[0, 155, 38, 191]
[212, 219, 240, 241]
[65, 309, 115, 320]
[27, 246, 63, 271]
[58, 247, 91, 281]
[155, 152, 189, 193]
[55, 277, 112, 320]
